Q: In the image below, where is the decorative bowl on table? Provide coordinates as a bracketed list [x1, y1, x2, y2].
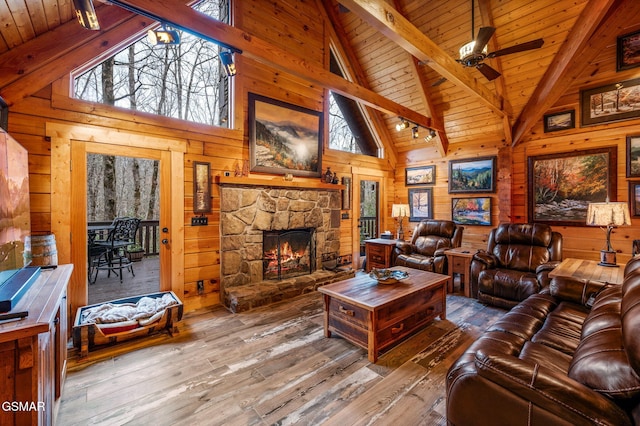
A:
[369, 268, 409, 284]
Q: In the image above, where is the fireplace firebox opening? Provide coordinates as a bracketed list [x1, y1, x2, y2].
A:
[263, 228, 315, 280]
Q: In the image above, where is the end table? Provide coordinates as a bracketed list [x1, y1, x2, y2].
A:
[445, 247, 476, 297]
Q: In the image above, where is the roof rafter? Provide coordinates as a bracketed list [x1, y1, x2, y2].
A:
[105, 0, 440, 132]
[336, 0, 507, 118]
[511, 0, 628, 146]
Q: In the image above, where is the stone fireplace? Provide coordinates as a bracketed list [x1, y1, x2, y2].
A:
[219, 179, 353, 312]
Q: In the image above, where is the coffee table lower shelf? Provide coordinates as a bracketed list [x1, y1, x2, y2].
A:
[318, 267, 448, 363]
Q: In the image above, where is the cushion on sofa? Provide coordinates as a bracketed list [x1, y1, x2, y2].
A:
[478, 269, 540, 301]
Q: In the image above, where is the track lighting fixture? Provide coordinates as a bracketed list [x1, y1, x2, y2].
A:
[147, 25, 181, 45]
[396, 118, 410, 132]
[73, 0, 100, 31]
[423, 128, 437, 142]
[219, 51, 237, 77]
[411, 126, 419, 139]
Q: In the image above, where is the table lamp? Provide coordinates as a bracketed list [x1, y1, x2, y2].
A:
[586, 200, 631, 267]
[391, 204, 410, 240]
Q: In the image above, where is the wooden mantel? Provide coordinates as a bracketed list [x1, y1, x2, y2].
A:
[216, 175, 345, 190]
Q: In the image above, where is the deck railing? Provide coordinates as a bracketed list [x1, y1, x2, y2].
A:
[88, 219, 160, 256]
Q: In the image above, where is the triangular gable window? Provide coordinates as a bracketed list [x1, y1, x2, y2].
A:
[328, 50, 380, 157]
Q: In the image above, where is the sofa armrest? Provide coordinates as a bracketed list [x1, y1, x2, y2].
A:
[394, 241, 413, 256]
[548, 276, 610, 307]
[536, 261, 561, 289]
[474, 349, 632, 426]
[472, 250, 497, 269]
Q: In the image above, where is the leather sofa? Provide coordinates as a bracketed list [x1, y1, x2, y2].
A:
[446, 256, 640, 426]
[470, 223, 562, 309]
[392, 220, 463, 274]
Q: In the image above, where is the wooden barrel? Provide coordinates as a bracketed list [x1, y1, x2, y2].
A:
[25, 234, 58, 267]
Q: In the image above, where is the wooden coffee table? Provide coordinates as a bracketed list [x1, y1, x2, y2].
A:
[318, 266, 449, 362]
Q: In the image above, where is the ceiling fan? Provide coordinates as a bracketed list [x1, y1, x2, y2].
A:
[455, 0, 544, 81]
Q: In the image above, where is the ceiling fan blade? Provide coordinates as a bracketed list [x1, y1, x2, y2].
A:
[476, 63, 501, 81]
[473, 27, 496, 54]
[487, 38, 544, 58]
[431, 77, 447, 87]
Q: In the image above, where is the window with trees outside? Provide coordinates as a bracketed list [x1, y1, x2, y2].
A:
[328, 50, 380, 157]
[73, 0, 231, 127]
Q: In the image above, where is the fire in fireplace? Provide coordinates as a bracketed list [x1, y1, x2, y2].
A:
[263, 228, 315, 280]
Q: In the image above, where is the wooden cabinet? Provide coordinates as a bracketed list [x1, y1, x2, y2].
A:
[364, 238, 399, 272]
[0, 264, 72, 426]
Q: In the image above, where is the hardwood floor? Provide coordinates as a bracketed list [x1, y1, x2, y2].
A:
[58, 286, 505, 425]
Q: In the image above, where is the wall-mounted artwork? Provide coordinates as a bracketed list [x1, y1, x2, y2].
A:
[580, 77, 640, 126]
[448, 156, 496, 193]
[248, 93, 322, 177]
[617, 30, 640, 71]
[627, 135, 640, 178]
[405, 165, 435, 185]
[193, 161, 211, 213]
[543, 110, 575, 132]
[451, 197, 492, 226]
[629, 181, 640, 217]
[528, 147, 617, 226]
[408, 188, 433, 222]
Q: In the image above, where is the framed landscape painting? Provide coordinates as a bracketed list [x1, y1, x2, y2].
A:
[448, 156, 496, 193]
[629, 181, 640, 217]
[408, 188, 433, 222]
[405, 165, 435, 185]
[543, 110, 575, 132]
[627, 135, 640, 177]
[248, 93, 322, 177]
[580, 77, 640, 126]
[452, 197, 491, 226]
[617, 30, 640, 71]
[528, 147, 617, 226]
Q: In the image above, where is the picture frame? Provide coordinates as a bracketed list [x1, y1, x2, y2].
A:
[405, 165, 435, 185]
[193, 161, 211, 213]
[248, 93, 322, 177]
[617, 30, 640, 72]
[451, 197, 492, 226]
[627, 135, 640, 178]
[543, 110, 575, 133]
[448, 156, 496, 193]
[629, 181, 640, 217]
[341, 176, 351, 210]
[408, 188, 433, 222]
[580, 77, 640, 127]
[528, 147, 617, 226]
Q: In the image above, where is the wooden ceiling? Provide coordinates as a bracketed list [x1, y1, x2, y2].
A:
[0, 0, 639, 157]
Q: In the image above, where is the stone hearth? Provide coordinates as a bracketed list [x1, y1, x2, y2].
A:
[219, 180, 349, 312]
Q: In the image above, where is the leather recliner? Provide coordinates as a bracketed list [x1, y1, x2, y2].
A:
[470, 223, 562, 309]
[392, 220, 463, 274]
[446, 256, 640, 426]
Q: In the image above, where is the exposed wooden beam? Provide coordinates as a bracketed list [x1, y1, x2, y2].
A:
[393, 0, 448, 156]
[511, 0, 626, 146]
[335, 0, 506, 118]
[104, 0, 440, 132]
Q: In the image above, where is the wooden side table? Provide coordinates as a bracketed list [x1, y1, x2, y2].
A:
[549, 258, 625, 285]
[364, 238, 399, 272]
[445, 247, 476, 297]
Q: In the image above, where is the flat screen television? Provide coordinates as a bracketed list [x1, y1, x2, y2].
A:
[0, 129, 39, 312]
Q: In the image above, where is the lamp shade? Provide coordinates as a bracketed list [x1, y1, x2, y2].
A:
[391, 204, 410, 218]
[219, 51, 236, 77]
[147, 28, 181, 45]
[586, 202, 631, 227]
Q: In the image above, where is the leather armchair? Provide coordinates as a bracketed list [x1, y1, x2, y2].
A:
[470, 223, 562, 309]
[393, 220, 463, 274]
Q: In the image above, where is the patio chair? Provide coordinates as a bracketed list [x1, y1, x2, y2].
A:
[96, 217, 141, 282]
